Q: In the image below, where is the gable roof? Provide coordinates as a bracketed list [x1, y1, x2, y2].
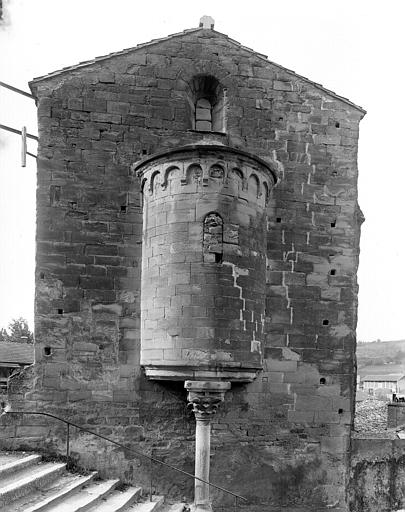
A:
[29, 27, 365, 114]
[362, 374, 405, 382]
[0, 342, 34, 365]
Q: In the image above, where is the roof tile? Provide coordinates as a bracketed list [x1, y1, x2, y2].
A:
[0, 342, 34, 364]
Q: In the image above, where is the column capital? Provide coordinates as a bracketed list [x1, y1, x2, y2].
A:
[185, 381, 231, 420]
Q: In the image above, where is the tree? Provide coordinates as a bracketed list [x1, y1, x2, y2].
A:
[0, 318, 33, 344]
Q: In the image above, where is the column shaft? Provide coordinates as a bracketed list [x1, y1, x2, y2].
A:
[185, 380, 231, 512]
[195, 418, 211, 507]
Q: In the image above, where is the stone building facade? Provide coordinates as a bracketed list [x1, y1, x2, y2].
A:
[4, 19, 365, 512]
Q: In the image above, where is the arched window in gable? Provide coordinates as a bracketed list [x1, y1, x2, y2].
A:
[189, 75, 226, 133]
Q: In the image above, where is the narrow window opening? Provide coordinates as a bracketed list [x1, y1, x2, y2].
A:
[195, 97, 212, 131]
[320, 378, 326, 385]
[276, 217, 282, 223]
[57, 308, 64, 315]
[330, 220, 336, 228]
[189, 75, 225, 132]
[322, 319, 329, 326]
[203, 212, 223, 263]
[330, 269, 336, 276]
[335, 122, 340, 128]
[215, 253, 223, 264]
[39, 272, 45, 280]
[120, 205, 127, 212]
[338, 408, 344, 414]
[44, 347, 52, 356]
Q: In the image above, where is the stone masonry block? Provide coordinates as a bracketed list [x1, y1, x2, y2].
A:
[21, 27, 364, 512]
[295, 396, 333, 411]
[288, 410, 315, 423]
[107, 101, 130, 115]
[266, 360, 298, 372]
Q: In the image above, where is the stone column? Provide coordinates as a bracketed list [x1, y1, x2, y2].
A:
[185, 381, 231, 511]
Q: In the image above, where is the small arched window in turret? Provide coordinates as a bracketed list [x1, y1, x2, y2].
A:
[203, 212, 223, 263]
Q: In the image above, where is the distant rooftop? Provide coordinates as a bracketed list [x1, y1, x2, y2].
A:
[362, 374, 405, 382]
[0, 342, 34, 365]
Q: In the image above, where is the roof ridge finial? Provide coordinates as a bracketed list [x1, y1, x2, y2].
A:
[199, 15, 215, 30]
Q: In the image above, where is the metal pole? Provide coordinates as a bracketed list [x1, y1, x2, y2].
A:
[66, 423, 70, 458]
[0, 81, 35, 99]
[3, 410, 247, 504]
[0, 123, 38, 140]
[149, 452, 153, 502]
[21, 126, 26, 167]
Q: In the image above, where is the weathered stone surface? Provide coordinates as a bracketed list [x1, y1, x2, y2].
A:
[388, 402, 405, 428]
[2, 25, 365, 512]
[136, 146, 275, 381]
[350, 437, 405, 512]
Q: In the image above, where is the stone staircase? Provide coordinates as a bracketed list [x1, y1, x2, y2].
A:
[0, 451, 178, 512]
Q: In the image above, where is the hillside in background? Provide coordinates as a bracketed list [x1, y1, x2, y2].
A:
[357, 339, 405, 378]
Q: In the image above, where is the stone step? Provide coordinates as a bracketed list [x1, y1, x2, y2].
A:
[41, 478, 120, 511]
[127, 496, 165, 512]
[0, 454, 42, 478]
[162, 504, 188, 512]
[85, 486, 142, 512]
[0, 461, 66, 508]
[0, 452, 166, 512]
[10, 472, 98, 512]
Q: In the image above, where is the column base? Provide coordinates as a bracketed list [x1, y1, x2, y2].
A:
[191, 503, 212, 512]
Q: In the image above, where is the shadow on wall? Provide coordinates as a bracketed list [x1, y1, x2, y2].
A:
[210, 444, 329, 509]
[349, 437, 405, 512]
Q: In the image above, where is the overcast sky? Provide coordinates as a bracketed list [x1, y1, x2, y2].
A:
[0, 0, 404, 342]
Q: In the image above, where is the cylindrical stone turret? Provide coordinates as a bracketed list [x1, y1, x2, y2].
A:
[134, 144, 277, 382]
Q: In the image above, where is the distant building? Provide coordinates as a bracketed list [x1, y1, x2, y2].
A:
[355, 389, 369, 402]
[361, 374, 405, 394]
[0, 342, 34, 391]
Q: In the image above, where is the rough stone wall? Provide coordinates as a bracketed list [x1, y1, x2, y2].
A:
[388, 403, 405, 428]
[2, 28, 364, 511]
[349, 437, 405, 512]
